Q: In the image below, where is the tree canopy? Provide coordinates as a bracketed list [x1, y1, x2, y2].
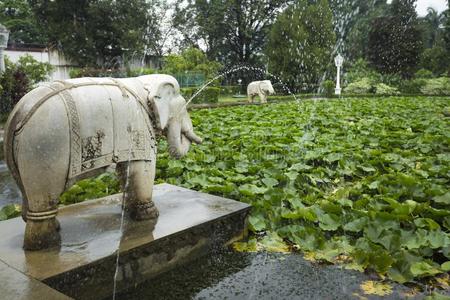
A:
[367, 0, 423, 77]
[266, 0, 335, 92]
[173, 0, 292, 66]
[0, 0, 46, 45]
[28, 0, 161, 67]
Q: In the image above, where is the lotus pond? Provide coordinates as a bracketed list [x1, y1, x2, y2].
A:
[2, 96, 450, 286]
[161, 96, 450, 284]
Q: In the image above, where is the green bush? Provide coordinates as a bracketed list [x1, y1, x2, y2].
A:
[344, 78, 374, 94]
[321, 80, 335, 98]
[0, 59, 31, 114]
[375, 83, 400, 95]
[126, 67, 157, 77]
[399, 78, 427, 94]
[421, 77, 450, 95]
[0, 204, 21, 221]
[181, 87, 220, 104]
[220, 85, 241, 95]
[419, 47, 450, 76]
[0, 56, 53, 114]
[415, 69, 434, 79]
[17, 54, 53, 84]
[345, 59, 382, 84]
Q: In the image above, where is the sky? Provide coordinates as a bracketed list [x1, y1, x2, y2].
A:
[416, 0, 448, 15]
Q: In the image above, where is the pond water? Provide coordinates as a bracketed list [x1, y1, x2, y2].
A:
[0, 160, 21, 207]
[117, 250, 419, 300]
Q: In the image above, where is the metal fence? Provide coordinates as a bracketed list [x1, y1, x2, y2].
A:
[174, 72, 206, 88]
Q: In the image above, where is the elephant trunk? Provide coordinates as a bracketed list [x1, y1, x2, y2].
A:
[167, 119, 202, 159]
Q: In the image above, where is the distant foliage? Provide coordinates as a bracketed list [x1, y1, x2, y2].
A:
[0, 55, 51, 114]
[69, 67, 127, 78]
[420, 77, 450, 95]
[181, 87, 220, 104]
[266, 0, 335, 92]
[219, 85, 241, 95]
[415, 69, 434, 79]
[367, 0, 423, 78]
[345, 59, 382, 84]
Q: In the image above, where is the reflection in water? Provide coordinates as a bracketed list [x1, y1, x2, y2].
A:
[0, 160, 21, 206]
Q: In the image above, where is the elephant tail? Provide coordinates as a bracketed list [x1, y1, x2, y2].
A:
[4, 105, 27, 219]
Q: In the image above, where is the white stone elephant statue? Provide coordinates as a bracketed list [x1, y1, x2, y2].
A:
[247, 80, 275, 103]
[4, 75, 202, 250]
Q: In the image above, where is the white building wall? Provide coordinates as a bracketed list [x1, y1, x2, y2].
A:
[4, 48, 75, 81]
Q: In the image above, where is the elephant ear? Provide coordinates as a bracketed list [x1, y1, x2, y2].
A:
[139, 75, 181, 130]
[259, 81, 267, 91]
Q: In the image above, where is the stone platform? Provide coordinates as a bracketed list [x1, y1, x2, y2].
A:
[0, 184, 250, 299]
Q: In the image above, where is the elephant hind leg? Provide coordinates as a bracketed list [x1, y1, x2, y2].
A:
[21, 183, 64, 250]
[18, 154, 67, 250]
[116, 160, 158, 221]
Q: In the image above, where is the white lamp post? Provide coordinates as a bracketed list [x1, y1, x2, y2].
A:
[0, 24, 9, 74]
[238, 78, 242, 95]
[334, 54, 343, 96]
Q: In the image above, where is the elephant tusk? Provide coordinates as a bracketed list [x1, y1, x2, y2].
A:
[183, 131, 203, 144]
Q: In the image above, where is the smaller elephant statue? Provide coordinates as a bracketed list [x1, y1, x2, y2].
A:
[4, 74, 202, 250]
[247, 80, 275, 103]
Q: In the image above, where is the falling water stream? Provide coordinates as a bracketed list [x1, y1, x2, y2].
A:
[112, 140, 132, 300]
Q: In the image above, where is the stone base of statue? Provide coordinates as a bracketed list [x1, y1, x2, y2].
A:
[0, 184, 250, 299]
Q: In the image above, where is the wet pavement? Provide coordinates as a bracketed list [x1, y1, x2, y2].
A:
[120, 250, 434, 300]
[0, 184, 250, 299]
[0, 260, 70, 300]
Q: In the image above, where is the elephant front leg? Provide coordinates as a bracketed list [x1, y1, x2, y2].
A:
[117, 160, 159, 221]
[259, 93, 267, 103]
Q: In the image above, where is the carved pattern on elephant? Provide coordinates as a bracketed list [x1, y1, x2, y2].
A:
[81, 130, 106, 170]
[60, 90, 82, 176]
[131, 130, 145, 150]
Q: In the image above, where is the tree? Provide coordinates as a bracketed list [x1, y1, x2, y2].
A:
[444, 1, 450, 73]
[329, 0, 389, 61]
[0, 0, 46, 45]
[367, 0, 423, 78]
[420, 46, 449, 75]
[173, 0, 292, 67]
[265, 0, 335, 92]
[420, 7, 446, 48]
[29, 0, 161, 67]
